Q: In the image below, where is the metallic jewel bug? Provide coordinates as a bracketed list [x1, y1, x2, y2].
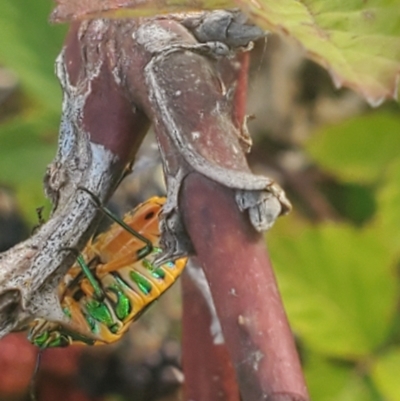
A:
[28, 196, 187, 347]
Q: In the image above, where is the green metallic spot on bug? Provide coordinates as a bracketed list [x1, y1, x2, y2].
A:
[143, 259, 165, 280]
[31, 331, 68, 348]
[48, 335, 69, 348]
[63, 307, 72, 318]
[61, 328, 96, 346]
[152, 267, 166, 280]
[86, 299, 114, 326]
[130, 271, 152, 295]
[68, 331, 96, 345]
[109, 284, 131, 320]
[85, 313, 99, 334]
[31, 331, 49, 347]
[142, 259, 153, 270]
[153, 247, 162, 254]
[165, 261, 175, 270]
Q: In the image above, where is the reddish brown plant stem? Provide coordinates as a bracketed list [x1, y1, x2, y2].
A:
[231, 52, 250, 129]
[180, 50, 250, 401]
[64, 22, 151, 167]
[182, 270, 241, 401]
[122, 17, 302, 399]
[181, 173, 309, 401]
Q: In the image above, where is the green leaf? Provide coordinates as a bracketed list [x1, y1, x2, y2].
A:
[371, 347, 400, 401]
[0, 0, 64, 222]
[306, 112, 400, 183]
[268, 222, 398, 358]
[0, 0, 65, 112]
[50, 1, 400, 104]
[375, 159, 400, 253]
[240, 0, 400, 105]
[0, 112, 58, 223]
[319, 182, 376, 225]
[305, 354, 376, 401]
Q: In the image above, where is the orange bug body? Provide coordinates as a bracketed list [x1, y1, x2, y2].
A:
[29, 197, 186, 347]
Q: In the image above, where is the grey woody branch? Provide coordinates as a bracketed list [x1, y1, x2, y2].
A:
[0, 20, 151, 336]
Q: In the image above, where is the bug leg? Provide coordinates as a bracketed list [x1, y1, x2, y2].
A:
[29, 349, 42, 401]
[59, 247, 104, 300]
[76, 255, 104, 300]
[78, 186, 154, 258]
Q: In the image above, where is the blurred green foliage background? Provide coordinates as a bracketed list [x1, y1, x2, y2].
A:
[263, 77, 400, 400]
[269, 110, 400, 400]
[0, 0, 65, 222]
[1, 1, 400, 401]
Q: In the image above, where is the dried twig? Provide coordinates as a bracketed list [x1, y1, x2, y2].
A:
[0, 20, 151, 336]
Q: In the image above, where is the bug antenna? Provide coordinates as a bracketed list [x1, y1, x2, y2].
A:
[29, 349, 43, 401]
[77, 186, 102, 208]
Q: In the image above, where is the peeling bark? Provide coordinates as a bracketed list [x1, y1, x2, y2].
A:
[0, 21, 150, 336]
